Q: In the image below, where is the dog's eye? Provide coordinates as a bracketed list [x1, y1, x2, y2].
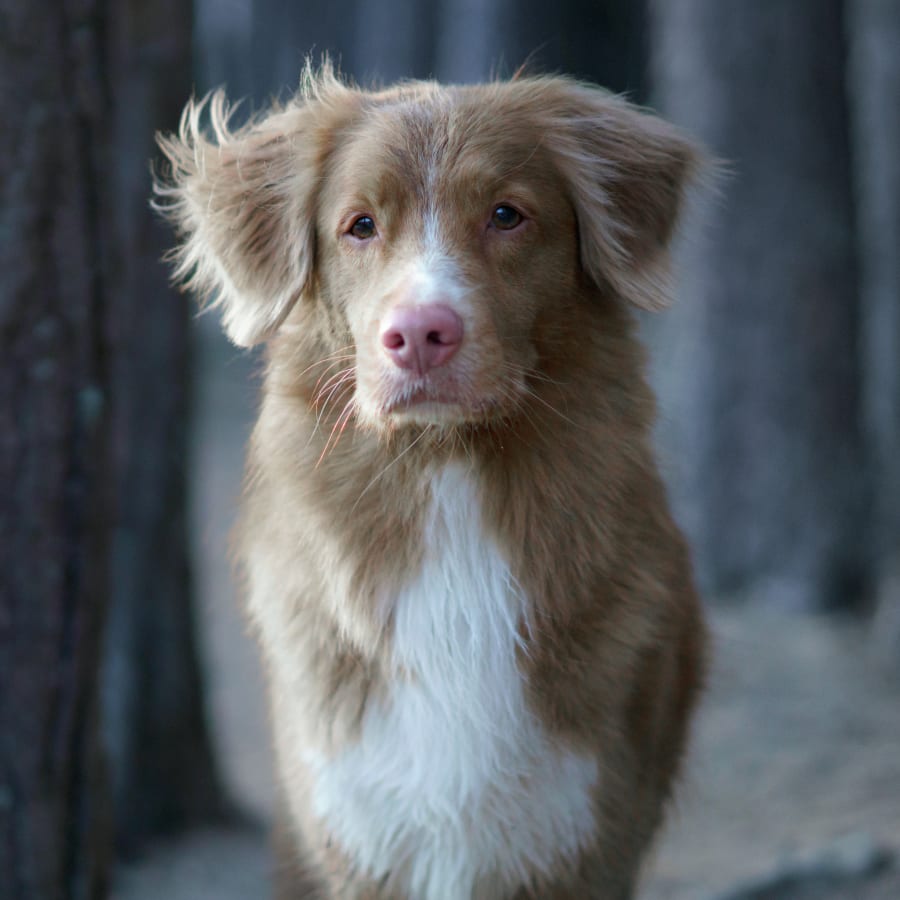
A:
[348, 216, 376, 240]
[491, 205, 523, 231]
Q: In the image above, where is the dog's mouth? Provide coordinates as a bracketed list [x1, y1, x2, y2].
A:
[382, 388, 473, 423]
[383, 385, 457, 413]
[353, 351, 527, 430]
[374, 378, 507, 427]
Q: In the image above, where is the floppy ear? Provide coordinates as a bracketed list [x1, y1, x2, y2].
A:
[153, 69, 353, 346]
[543, 81, 702, 311]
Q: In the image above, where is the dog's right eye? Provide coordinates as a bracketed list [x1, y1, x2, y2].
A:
[348, 216, 377, 240]
[491, 205, 523, 231]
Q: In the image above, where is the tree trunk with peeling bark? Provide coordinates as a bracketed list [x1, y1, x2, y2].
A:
[0, 2, 112, 896]
[0, 1, 224, 892]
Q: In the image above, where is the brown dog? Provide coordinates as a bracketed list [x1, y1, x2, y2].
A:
[156, 64, 707, 900]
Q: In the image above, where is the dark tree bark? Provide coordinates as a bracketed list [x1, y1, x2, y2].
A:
[647, 0, 869, 609]
[433, 0, 646, 96]
[846, 0, 900, 662]
[0, 2, 112, 897]
[352, 0, 437, 83]
[250, 0, 364, 100]
[245, 0, 437, 92]
[0, 1, 224, 890]
[241, 0, 644, 100]
[101, 0, 226, 854]
[196, 0, 255, 101]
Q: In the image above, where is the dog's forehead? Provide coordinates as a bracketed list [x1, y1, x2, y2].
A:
[341, 87, 550, 189]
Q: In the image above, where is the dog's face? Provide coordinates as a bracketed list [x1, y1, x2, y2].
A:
[316, 87, 583, 428]
[157, 69, 698, 432]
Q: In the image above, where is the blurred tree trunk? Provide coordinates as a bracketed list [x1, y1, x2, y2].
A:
[251, 0, 364, 99]
[647, 0, 869, 609]
[250, 0, 437, 89]
[0, 2, 112, 897]
[847, 0, 900, 662]
[432, 0, 646, 96]
[0, 0, 224, 889]
[352, 0, 437, 83]
[246, 0, 644, 98]
[101, 0, 226, 854]
[196, 0, 254, 101]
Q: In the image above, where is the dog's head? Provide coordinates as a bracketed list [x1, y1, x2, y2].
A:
[156, 65, 699, 432]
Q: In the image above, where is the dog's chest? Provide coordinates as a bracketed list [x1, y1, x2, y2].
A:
[305, 465, 598, 899]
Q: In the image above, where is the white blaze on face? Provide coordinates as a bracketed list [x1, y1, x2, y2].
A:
[400, 253, 468, 312]
[412, 152, 469, 310]
[352, 165, 490, 427]
[364, 200, 468, 329]
[406, 203, 467, 311]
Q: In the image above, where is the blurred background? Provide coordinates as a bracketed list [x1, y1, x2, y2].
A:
[2, 1, 898, 898]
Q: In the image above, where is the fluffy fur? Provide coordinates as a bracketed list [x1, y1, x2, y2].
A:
[155, 63, 708, 899]
[302, 464, 599, 899]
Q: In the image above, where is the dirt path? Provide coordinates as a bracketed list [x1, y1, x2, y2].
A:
[644, 607, 900, 898]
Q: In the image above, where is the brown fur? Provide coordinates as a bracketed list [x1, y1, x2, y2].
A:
[156, 63, 707, 900]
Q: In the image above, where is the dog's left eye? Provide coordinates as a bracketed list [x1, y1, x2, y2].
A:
[348, 215, 377, 240]
[491, 205, 523, 230]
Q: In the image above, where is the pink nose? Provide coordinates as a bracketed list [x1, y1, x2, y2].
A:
[380, 304, 463, 375]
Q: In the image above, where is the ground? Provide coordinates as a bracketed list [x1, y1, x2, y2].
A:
[113, 324, 900, 899]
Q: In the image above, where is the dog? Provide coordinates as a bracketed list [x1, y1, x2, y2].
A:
[155, 63, 707, 900]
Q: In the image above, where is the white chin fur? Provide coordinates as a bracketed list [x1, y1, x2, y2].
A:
[355, 390, 482, 430]
[386, 401, 472, 427]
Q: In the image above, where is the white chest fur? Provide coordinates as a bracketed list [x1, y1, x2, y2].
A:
[304, 465, 598, 899]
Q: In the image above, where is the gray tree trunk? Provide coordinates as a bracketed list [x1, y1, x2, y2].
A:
[101, 0, 226, 854]
[250, 0, 367, 99]
[0, 1, 112, 896]
[846, 0, 900, 662]
[196, 0, 255, 100]
[247, 0, 437, 90]
[647, 0, 869, 609]
[243, 0, 644, 97]
[433, 0, 646, 94]
[352, 0, 437, 83]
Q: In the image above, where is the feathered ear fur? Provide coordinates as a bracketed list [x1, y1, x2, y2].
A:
[539, 80, 702, 310]
[153, 64, 355, 346]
